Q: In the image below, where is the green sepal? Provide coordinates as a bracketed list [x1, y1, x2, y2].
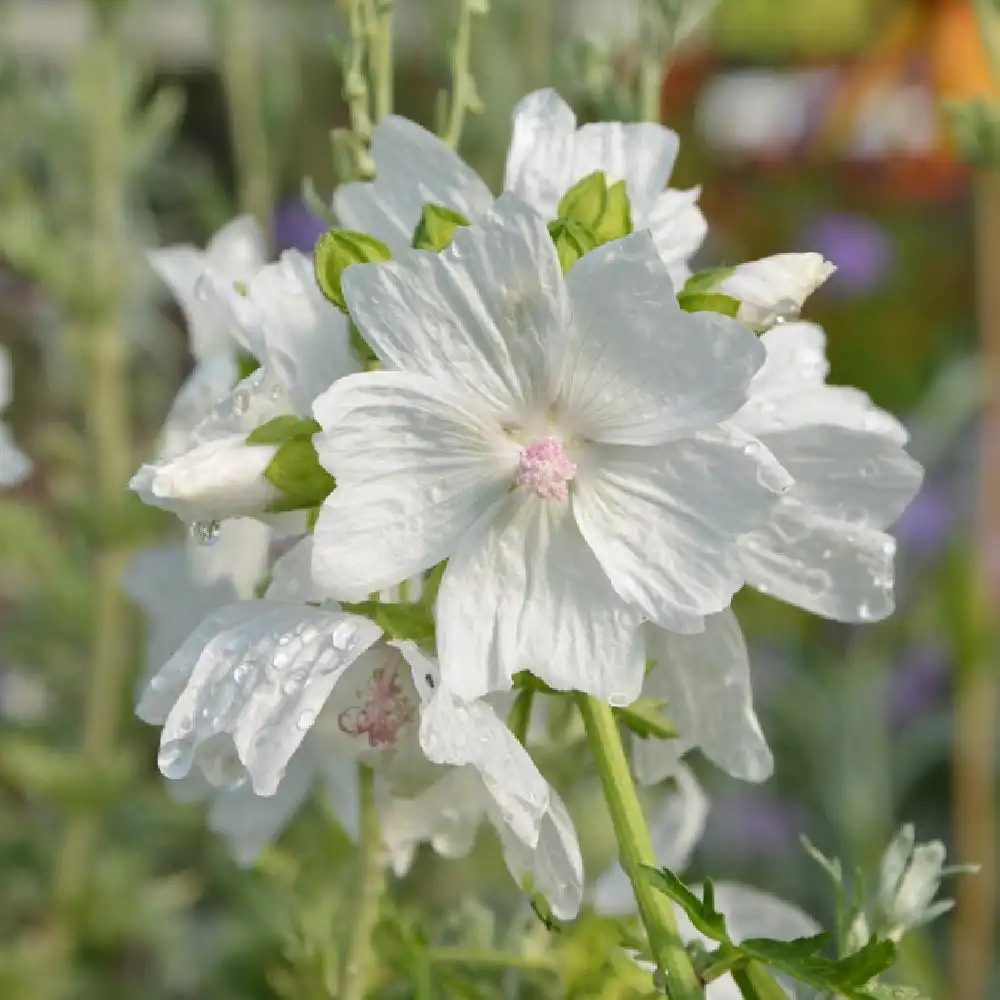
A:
[643, 869, 729, 942]
[613, 698, 678, 740]
[245, 415, 321, 446]
[263, 437, 336, 513]
[314, 229, 392, 311]
[677, 290, 741, 318]
[412, 203, 470, 252]
[236, 352, 260, 380]
[547, 218, 598, 273]
[340, 599, 436, 652]
[349, 318, 380, 370]
[592, 179, 633, 244]
[557, 170, 608, 229]
[683, 266, 736, 295]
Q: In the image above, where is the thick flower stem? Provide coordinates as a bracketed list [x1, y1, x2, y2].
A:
[636, 0, 666, 123]
[341, 765, 386, 1000]
[577, 694, 703, 1000]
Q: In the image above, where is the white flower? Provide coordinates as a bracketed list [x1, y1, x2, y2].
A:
[731, 322, 923, 622]
[334, 88, 706, 287]
[131, 249, 357, 524]
[311, 196, 788, 703]
[0, 347, 31, 487]
[634, 610, 773, 784]
[717, 254, 836, 330]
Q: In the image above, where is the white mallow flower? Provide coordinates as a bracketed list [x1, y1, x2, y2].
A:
[311, 196, 790, 703]
[717, 254, 836, 330]
[131, 249, 357, 524]
[731, 322, 923, 622]
[149, 216, 268, 458]
[0, 347, 31, 487]
[334, 88, 707, 287]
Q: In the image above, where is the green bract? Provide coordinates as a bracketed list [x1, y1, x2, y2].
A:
[613, 698, 678, 741]
[314, 229, 392, 312]
[412, 203, 470, 251]
[341, 599, 436, 652]
[245, 414, 321, 446]
[683, 266, 736, 295]
[676, 290, 741, 318]
[547, 170, 633, 273]
[547, 218, 598, 274]
[252, 418, 335, 513]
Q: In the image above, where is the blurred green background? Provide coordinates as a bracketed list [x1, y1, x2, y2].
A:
[1, 0, 998, 997]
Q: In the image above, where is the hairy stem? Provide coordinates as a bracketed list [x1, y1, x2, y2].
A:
[441, 0, 478, 149]
[341, 765, 386, 1000]
[577, 694, 703, 1000]
[217, 0, 273, 228]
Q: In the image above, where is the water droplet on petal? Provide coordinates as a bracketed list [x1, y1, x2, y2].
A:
[297, 709, 316, 731]
[193, 273, 213, 303]
[860, 459, 879, 478]
[158, 738, 192, 778]
[331, 621, 356, 651]
[191, 519, 222, 547]
[609, 692, 629, 708]
[857, 601, 874, 621]
[232, 389, 250, 416]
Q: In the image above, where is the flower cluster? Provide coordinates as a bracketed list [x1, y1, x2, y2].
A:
[129, 89, 923, 923]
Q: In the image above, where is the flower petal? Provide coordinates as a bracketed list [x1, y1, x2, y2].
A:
[341, 194, 569, 422]
[137, 602, 383, 795]
[334, 116, 494, 251]
[643, 611, 773, 782]
[206, 214, 268, 284]
[644, 186, 708, 287]
[572, 431, 782, 626]
[435, 494, 645, 702]
[739, 504, 898, 622]
[158, 355, 239, 460]
[312, 371, 516, 599]
[561, 232, 764, 445]
[718, 253, 836, 329]
[734, 322, 908, 443]
[760, 425, 923, 531]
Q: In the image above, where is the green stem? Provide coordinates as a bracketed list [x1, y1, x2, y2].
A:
[576, 694, 703, 1000]
[428, 946, 558, 975]
[217, 0, 273, 228]
[508, 687, 534, 744]
[441, 0, 476, 149]
[371, 0, 394, 123]
[636, 0, 667, 123]
[53, 28, 132, 912]
[731, 962, 788, 1000]
[341, 765, 385, 1000]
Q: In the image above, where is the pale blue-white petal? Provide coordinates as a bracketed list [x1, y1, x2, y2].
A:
[643, 186, 708, 287]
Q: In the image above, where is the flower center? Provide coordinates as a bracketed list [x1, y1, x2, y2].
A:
[337, 663, 415, 747]
[515, 436, 577, 501]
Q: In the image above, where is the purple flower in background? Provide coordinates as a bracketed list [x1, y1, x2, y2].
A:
[892, 482, 954, 558]
[801, 213, 894, 298]
[273, 200, 328, 254]
[888, 645, 950, 730]
[701, 788, 806, 859]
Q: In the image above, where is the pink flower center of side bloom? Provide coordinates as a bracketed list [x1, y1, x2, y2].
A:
[515, 436, 577, 501]
[338, 664, 415, 747]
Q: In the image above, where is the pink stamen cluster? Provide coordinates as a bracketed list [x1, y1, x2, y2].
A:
[515, 436, 577, 501]
[338, 664, 415, 747]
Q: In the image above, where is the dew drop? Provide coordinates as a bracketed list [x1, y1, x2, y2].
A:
[860, 459, 879, 478]
[233, 662, 251, 683]
[158, 738, 192, 778]
[277, 634, 292, 646]
[193, 273, 213, 303]
[191, 519, 222, 547]
[150, 675, 167, 692]
[609, 692, 629, 708]
[881, 537, 897, 558]
[857, 601, 874, 621]
[272, 650, 291, 670]
[297, 709, 316, 731]
[330, 621, 356, 651]
[232, 388, 250, 416]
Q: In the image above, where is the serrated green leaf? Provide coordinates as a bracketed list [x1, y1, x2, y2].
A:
[642, 868, 729, 942]
[613, 698, 678, 740]
[264, 437, 335, 512]
[557, 170, 608, 228]
[245, 415, 321, 446]
[677, 291, 741, 317]
[412, 203, 470, 251]
[548, 218, 598, 273]
[592, 179, 633, 244]
[683, 266, 736, 295]
[314, 229, 391, 311]
[340, 600, 436, 651]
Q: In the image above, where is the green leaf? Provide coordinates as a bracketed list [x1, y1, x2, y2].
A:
[613, 698, 678, 740]
[548, 218, 598, 273]
[677, 291, 741, 318]
[245, 415, 321, 446]
[236, 352, 260, 380]
[731, 962, 792, 1000]
[642, 869, 729, 942]
[557, 170, 608, 228]
[682, 266, 736, 295]
[314, 229, 392, 311]
[592, 179, 633, 244]
[264, 437, 336, 512]
[412, 203, 470, 251]
[340, 600, 436, 651]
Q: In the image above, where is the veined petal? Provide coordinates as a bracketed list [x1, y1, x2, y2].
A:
[760, 425, 923, 531]
[643, 612, 773, 782]
[341, 195, 569, 422]
[561, 233, 764, 445]
[644, 186, 708, 287]
[205, 214, 268, 284]
[334, 116, 493, 251]
[573, 431, 783, 626]
[188, 516, 272, 600]
[718, 253, 836, 329]
[503, 88, 578, 217]
[265, 535, 331, 603]
[435, 493, 645, 702]
[158, 355, 240, 460]
[739, 503, 898, 622]
[312, 371, 516, 599]
[734, 322, 908, 443]
[137, 602, 383, 796]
